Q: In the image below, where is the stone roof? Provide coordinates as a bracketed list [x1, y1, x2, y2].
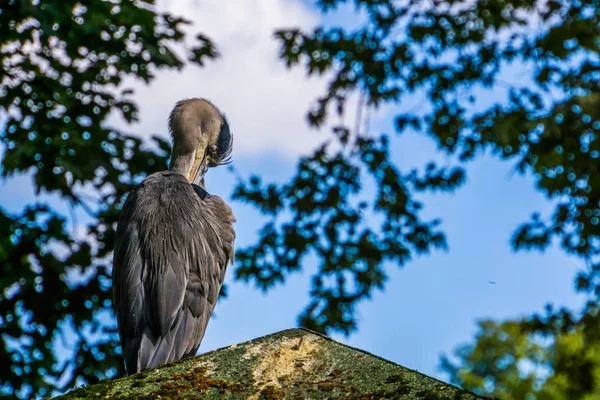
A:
[54, 328, 489, 399]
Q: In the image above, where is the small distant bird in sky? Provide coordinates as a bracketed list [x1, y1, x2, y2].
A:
[112, 98, 236, 374]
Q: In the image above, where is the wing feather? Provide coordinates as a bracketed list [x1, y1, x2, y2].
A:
[113, 200, 146, 374]
[145, 248, 187, 338]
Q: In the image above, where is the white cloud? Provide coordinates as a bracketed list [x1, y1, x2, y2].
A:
[110, 0, 332, 158]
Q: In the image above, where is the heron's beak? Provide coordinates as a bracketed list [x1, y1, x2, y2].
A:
[189, 155, 209, 186]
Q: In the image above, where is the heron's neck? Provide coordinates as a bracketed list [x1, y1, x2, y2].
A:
[169, 151, 195, 180]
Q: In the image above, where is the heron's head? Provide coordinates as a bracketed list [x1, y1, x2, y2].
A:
[168, 98, 233, 186]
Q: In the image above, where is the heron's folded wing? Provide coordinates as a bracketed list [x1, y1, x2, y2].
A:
[143, 247, 188, 339]
[113, 213, 146, 373]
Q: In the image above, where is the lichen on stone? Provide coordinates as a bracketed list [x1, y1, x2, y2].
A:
[52, 328, 489, 400]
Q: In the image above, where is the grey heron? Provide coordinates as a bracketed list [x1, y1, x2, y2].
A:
[112, 98, 235, 374]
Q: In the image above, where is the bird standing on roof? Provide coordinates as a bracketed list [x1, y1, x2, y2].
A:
[112, 98, 236, 374]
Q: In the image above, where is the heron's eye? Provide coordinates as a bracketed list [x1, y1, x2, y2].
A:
[207, 144, 220, 167]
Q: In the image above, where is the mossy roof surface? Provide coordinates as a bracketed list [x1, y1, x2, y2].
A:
[53, 328, 490, 400]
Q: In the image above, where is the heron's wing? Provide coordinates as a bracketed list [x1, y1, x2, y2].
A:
[138, 191, 235, 367]
[143, 247, 187, 338]
[137, 216, 195, 369]
[112, 182, 190, 373]
[177, 193, 236, 359]
[112, 191, 147, 374]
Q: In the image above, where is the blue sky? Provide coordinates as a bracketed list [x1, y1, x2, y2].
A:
[0, 0, 588, 389]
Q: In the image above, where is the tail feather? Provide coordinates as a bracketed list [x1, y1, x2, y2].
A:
[135, 308, 206, 371]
